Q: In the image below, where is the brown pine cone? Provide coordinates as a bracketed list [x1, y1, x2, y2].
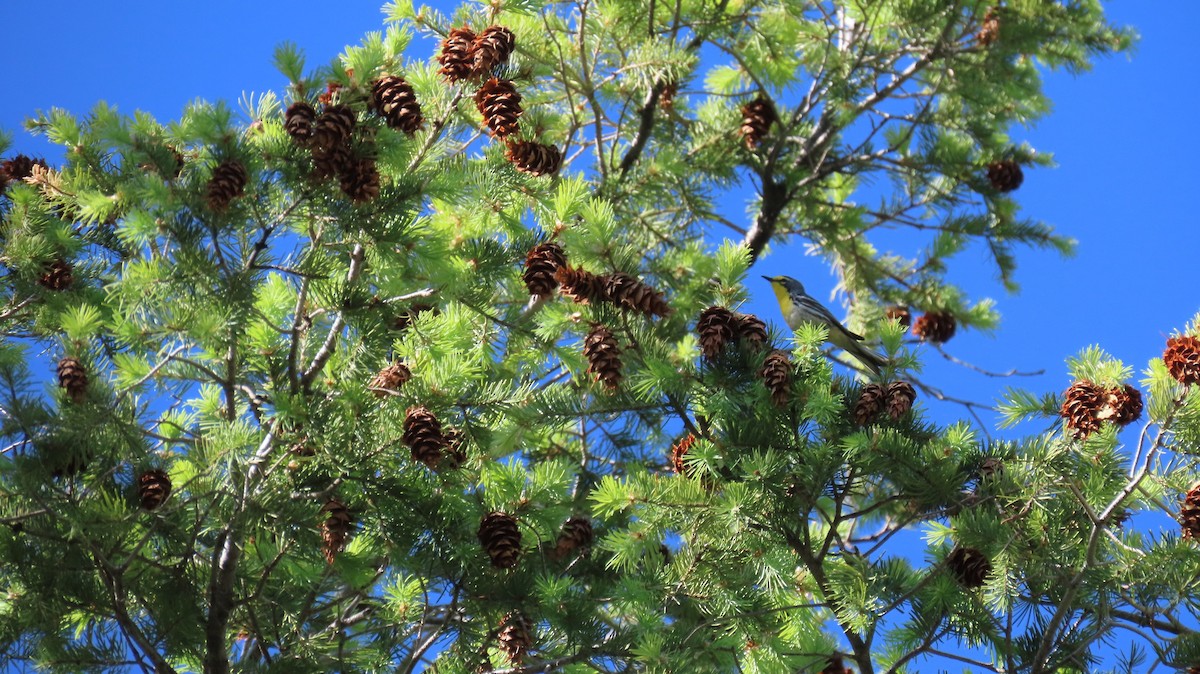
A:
[553, 516, 593, 559]
[670, 434, 696, 475]
[912, 311, 956, 343]
[885, 305, 912, 328]
[478, 511, 522, 569]
[371, 75, 423, 134]
[659, 82, 677, 112]
[986, 159, 1024, 193]
[735, 313, 769, 350]
[1, 154, 47, 190]
[321, 499, 354, 564]
[1181, 484, 1200, 540]
[311, 143, 353, 182]
[206, 159, 249, 211]
[1109, 384, 1143, 427]
[739, 97, 776, 150]
[338, 157, 381, 203]
[555, 266, 607, 305]
[475, 77, 523, 138]
[496, 610, 534, 664]
[472, 25, 516, 75]
[311, 104, 357, 151]
[583, 324, 623, 390]
[976, 7, 1000, 46]
[758, 349, 793, 407]
[368, 361, 411, 397]
[284, 101, 317, 145]
[602, 272, 671, 318]
[820, 657, 852, 674]
[884, 381, 917, 421]
[438, 27, 477, 83]
[505, 141, 563, 177]
[57, 357, 88, 403]
[138, 469, 172, 510]
[1061, 380, 1105, 439]
[696, 306, 739, 361]
[1164, 335, 1200, 387]
[522, 242, 567, 297]
[403, 406, 448, 469]
[978, 456, 1004, 482]
[39, 258, 74, 291]
[853, 383, 886, 425]
[946, 546, 991, 588]
[443, 427, 467, 469]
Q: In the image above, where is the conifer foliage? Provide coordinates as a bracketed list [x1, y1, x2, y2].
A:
[7, 2, 1195, 674]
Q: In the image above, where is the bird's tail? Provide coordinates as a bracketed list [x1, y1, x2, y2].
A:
[846, 340, 887, 376]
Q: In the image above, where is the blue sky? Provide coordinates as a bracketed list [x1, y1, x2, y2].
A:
[4, 2, 1194, 431]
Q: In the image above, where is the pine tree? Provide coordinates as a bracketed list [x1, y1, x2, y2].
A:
[8, 3, 1195, 674]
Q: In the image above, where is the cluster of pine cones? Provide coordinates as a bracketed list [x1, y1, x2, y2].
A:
[439, 25, 563, 177]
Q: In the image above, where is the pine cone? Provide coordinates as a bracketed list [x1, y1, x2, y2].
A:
[206, 159, 249, 211]
[555, 266, 607, 305]
[659, 82, 677, 112]
[38, 258, 74, 291]
[946, 546, 991, 588]
[284, 101, 317, 145]
[670, 434, 696, 475]
[735, 313, 769, 350]
[583, 324, 622, 390]
[311, 104, 357, 151]
[472, 25, 516, 75]
[496, 610, 533, 664]
[438, 27, 477, 83]
[57, 357, 88, 403]
[553, 516, 593, 559]
[522, 242, 567, 297]
[371, 75, 423, 134]
[403, 406, 447, 469]
[369, 361, 411, 397]
[505, 141, 562, 177]
[912, 311, 956, 343]
[885, 305, 912, 328]
[602, 272, 671, 318]
[1109, 384, 1143, 427]
[978, 456, 1004, 482]
[1164, 335, 1200, 387]
[338, 157, 381, 203]
[986, 159, 1024, 192]
[853, 383, 886, 425]
[2, 154, 48, 192]
[884, 381, 917, 421]
[820, 657, 852, 674]
[138, 469, 172, 510]
[478, 511, 522, 569]
[1060, 380, 1105, 439]
[475, 77, 523, 138]
[976, 7, 1000, 46]
[739, 97, 776, 150]
[311, 143, 353, 182]
[696, 306, 739, 361]
[321, 499, 354, 564]
[758, 349, 793, 407]
[1181, 484, 1200, 540]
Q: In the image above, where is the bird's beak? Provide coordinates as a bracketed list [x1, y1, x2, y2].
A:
[761, 275, 773, 282]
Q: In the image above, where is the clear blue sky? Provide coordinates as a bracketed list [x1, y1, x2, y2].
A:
[4, 2, 1194, 430]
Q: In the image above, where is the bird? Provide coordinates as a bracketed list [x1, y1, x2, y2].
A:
[762, 275, 887, 375]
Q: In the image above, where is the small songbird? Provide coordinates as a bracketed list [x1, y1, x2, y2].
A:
[763, 275, 887, 375]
